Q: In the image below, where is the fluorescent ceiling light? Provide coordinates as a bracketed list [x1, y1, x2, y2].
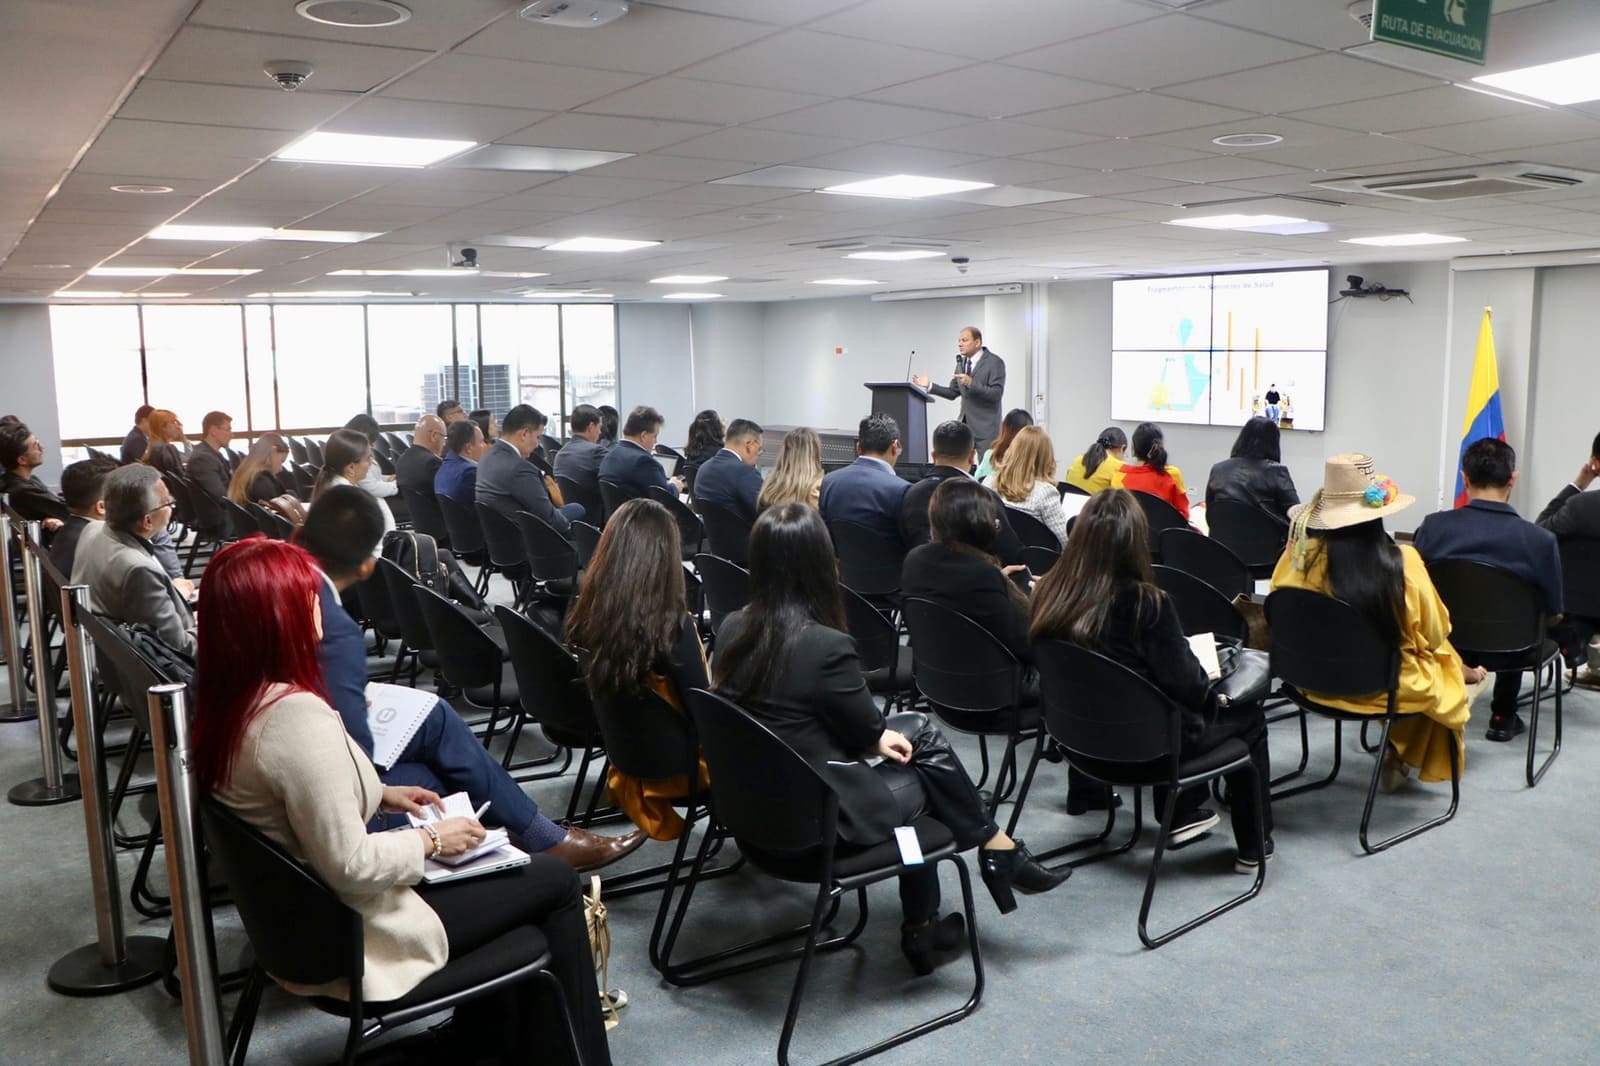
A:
[89, 266, 260, 277]
[443, 145, 632, 173]
[811, 278, 881, 286]
[845, 250, 945, 261]
[650, 274, 728, 284]
[148, 224, 273, 242]
[54, 290, 133, 298]
[1165, 214, 1308, 230]
[1473, 51, 1600, 105]
[247, 290, 378, 298]
[661, 292, 723, 300]
[821, 174, 994, 199]
[1453, 83, 1551, 109]
[275, 130, 477, 168]
[518, 291, 613, 298]
[268, 228, 384, 244]
[1342, 233, 1470, 247]
[545, 237, 660, 252]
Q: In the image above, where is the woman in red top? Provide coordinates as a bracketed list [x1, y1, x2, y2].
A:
[1117, 421, 1190, 519]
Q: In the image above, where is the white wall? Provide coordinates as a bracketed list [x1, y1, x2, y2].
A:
[688, 302, 765, 422]
[1527, 265, 1600, 514]
[0, 305, 62, 485]
[616, 303, 694, 445]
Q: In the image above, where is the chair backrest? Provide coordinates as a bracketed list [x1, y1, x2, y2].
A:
[475, 502, 528, 571]
[355, 566, 403, 642]
[841, 585, 900, 674]
[1004, 505, 1062, 552]
[292, 464, 316, 502]
[79, 609, 168, 732]
[414, 585, 502, 689]
[648, 484, 705, 553]
[570, 644, 699, 782]
[598, 480, 639, 524]
[246, 502, 278, 539]
[829, 520, 904, 598]
[385, 432, 408, 456]
[1130, 490, 1187, 559]
[655, 443, 685, 462]
[514, 510, 578, 585]
[1032, 638, 1179, 767]
[372, 449, 396, 477]
[376, 557, 435, 653]
[685, 688, 833, 852]
[571, 521, 603, 570]
[199, 800, 362, 990]
[693, 554, 752, 621]
[1157, 527, 1251, 599]
[304, 438, 325, 467]
[554, 475, 603, 525]
[1425, 559, 1543, 658]
[1265, 588, 1398, 698]
[494, 605, 599, 741]
[900, 596, 1020, 714]
[697, 499, 752, 565]
[1061, 481, 1090, 497]
[437, 493, 487, 556]
[287, 437, 309, 465]
[1206, 500, 1288, 572]
[406, 484, 450, 546]
[1559, 537, 1600, 619]
[1152, 565, 1247, 641]
[163, 475, 202, 533]
[1020, 544, 1060, 576]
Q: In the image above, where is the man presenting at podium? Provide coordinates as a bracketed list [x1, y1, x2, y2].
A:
[913, 325, 1005, 457]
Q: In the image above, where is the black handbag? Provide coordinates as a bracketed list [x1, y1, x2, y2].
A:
[1212, 646, 1271, 706]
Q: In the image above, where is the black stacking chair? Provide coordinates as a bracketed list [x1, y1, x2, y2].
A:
[437, 494, 493, 597]
[371, 449, 396, 476]
[1005, 506, 1063, 576]
[495, 605, 604, 814]
[375, 559, 439, 686]
[654, 442, 685, 463]
[571, 521, 603, 570]
[1266, 588, 1459, 853]
[1207, 500, 1288, 580]
[514, 511, 580, 617]
[476, 503, 532, 605]
[385, 431, 408, 455]
[353, 566, 403, 666]
[1031, 639, 1266, 948]
[166, 476, 227, 575]
[1152, 565, 1248, 643]
[304, 438, 325, 467]
[698, 499, 753, 565]
[406, 484, 450, 548]
[1427, 560, 1562, 786]
[1130, 490, 1188, 563]
[649, 485, 706, 558]
[244, 503, 276, 538]
[693, 554, 751, 637]
[841, 585, 914, 713]
[554, 475, 603, 527]
[1560, 538, 1600, 678]
[201, 801, 582, 1066]
[682, 689, 982, 1064]
[413, 586, 537, 771]
[1061, 481, 1090, 497]
[286, 436, 308, 465]
[1158, 527, 1252, 599]
[901, 596, 1041, 831]
[292, 463, 316, 502]
[598, 479, 640, 524]
[829, 521, 904, 603]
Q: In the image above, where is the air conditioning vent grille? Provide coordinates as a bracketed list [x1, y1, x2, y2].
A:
[1314, 162, 1596, 202]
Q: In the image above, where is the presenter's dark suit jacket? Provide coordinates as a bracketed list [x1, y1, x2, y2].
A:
[552, 437, 606, 495]
[901, 465, 1025, 566]
[1414, 498, 1563, 615]
[928, 347, 1005, 446]
[433, 451, 478, 508]
[184, 441, 233, 503]
[716, 611, 897, 845]
[477, 438, 571, 535]
[1536, 483, 1600, 543]
[395, 445, 442, 500]
[692, 449, 763, 525]
[819, 456, 910, 548]
[598, 438, 672, 498]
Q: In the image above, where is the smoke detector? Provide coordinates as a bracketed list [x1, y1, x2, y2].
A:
[518, 1, 630, 28]
[1347, 1, 1373, 30]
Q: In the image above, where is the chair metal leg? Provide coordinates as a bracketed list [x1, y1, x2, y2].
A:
[1004, 735, 1045, 837]
[1035, 787, 1144, 870]
[1265, 704, 1311, 786]
[973, 735, 991, 790]
[1358, 718, 1381, 753]
[1271, 718, 1345, 801]
[131, 817, 171, 919]
[1358, 715, 1460, 854]
[226, 965, 266, 1066]
[1526, 655, 1562, 788]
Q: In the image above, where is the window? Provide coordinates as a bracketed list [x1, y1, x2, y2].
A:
[562, 304, 617, 421]
[367, 305, 455, 428]
[479, 304, 561, 427]
[48, 305, 144, 440]
[244, 305, 276, 431]
[141, 304, 249, 432]
[271, 305, 367, 430]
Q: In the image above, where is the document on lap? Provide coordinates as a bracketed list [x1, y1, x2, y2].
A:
[366, 682, 436, 770]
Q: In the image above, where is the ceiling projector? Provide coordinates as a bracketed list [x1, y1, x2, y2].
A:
[519, 0, 629, 27]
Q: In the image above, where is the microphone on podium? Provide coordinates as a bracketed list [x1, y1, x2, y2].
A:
[905, 349, 916, 382]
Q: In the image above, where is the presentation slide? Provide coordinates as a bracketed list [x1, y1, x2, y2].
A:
[1210, 270, 1328, 351]
[1112, 276, 1214, 351]
[1110, 351, 1213, 426]
[1208, 350, 1327, 431]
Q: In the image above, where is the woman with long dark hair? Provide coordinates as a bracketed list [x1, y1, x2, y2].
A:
[676, 409, 724, 492]
[596, 405, 619, 446]
[715, 504, 1067, 975]
[566, 498, 708, 840]
[1116, 421, 1189, 519]
[193, 539, 613, 1065]
[227, 433, 291, 506]
[1205, 415, 1300, 525]
[1032, 489, 1274, 868]
[1065, 426, 1128, 494]
[313, 428, 393, 546]
[1271, 454, 1476, 789]
[975, 408, 1033, 481]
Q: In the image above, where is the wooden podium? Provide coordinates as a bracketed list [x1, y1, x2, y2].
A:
[864, 381, 934, 466]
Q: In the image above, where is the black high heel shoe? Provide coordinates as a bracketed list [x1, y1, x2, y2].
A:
[979, 840, 1070, 914]
[900, 913, 965, 976]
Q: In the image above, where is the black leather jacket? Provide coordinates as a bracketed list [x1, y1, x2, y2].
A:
[1204, 457, 1299, 525]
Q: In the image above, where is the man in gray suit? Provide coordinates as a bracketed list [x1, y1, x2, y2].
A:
[552, 404, 608, 493]
[476, 404, 586, 535]
[914, 325, 1006, 457]
[72, 464, 196, 656]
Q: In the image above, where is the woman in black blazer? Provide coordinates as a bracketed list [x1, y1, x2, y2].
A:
[715, 503, 1066, 976]
[1204, 416, 1300, 525]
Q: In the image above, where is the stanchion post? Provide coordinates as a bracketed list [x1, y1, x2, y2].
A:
[7, 518, 81, 806]
[150, 682, 227, 1065]
[0, 507, 32, 722]
[47, 585, 164, 996]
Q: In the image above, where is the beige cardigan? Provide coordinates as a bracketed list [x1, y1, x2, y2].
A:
[215, 685, 447, 1002]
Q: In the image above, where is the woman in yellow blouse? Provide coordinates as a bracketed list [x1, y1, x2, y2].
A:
[1065, 426, 1127, 494]
[1270, 454, 1480, 787]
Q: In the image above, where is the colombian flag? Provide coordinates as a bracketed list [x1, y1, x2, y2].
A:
[1453, 307, 1505, 508]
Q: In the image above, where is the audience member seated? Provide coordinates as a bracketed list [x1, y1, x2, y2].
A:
[121, 404, 153, 465]
[73, 464, 195, 656]
[1535, 430, 1600, 684]
[344, 414, 399, 501]
[49, 457, 118, 579]
[183, 409, 235, 502]
[1032, 488, 1274, 867]
[596, 405, 619, 447]
[1205, 416, 1300, 526]
[1272, 454, 1477, 791]
[396, 414, 446, 500]
[690, 418, 764, 524]
[819, 412, 910, 547]
[296, 486, 646, 870]
[478, 404, 583, 534]
[676, 409, 723, 492]
[757, 426, 824, 513]
[141, 409, 188, 480]
[314, 429, 393, 549]
[903, 421, 1023, 563]
[227, 433, 292, 507]
[1414, 438, 1562, 742]
[985, 425, 1068, 544]
[975, 408, 1033, 482]
[1115, 421, 1189, 520]
[598, 406, 684, 499]
[436, 399, 467, 424]
[0, 420, 68, 527]
[435, 418, 487, 508]
[565, 498, 710, 840]
[469, 409, 497, 444]
[716, 504, 1067, 972]
[552, 404, 609, 500]
[191, 537, 615, 1066]
[1064, 426, 1128, 495]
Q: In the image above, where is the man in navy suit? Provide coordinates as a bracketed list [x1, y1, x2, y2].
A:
[597, 405, 684, 498]
[433, 418, 485, 507]
[819, 412, 910, 547]
[691, 417, 764, 524]
[1414, 437, 1563, 742]
[476, 404, 584, 534]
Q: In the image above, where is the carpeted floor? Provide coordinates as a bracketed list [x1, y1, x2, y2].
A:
[1, 634, 1596, 1064]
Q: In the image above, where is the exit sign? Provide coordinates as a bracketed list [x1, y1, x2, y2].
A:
[1371, 0, 1490, 65]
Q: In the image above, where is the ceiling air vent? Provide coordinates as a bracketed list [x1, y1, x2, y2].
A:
[1314, 163, 1595, 202]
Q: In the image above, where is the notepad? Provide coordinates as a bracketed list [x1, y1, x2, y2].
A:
[366, 682, 436, 770]
[1186, 632, 1223, 681]
[408, 791, 530, 883]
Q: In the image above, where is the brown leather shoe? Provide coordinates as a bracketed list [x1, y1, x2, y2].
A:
[544, 826, 647, 872]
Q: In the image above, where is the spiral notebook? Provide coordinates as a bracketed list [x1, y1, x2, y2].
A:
[366, 683, 436, 770]
[408, 791, 530, 884]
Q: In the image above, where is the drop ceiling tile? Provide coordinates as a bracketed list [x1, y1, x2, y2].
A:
[754, 100, 970, 140]
[117, 80, 351, 131]
[582, 154, 754, 183]
[456, 6, 776, 74]
[895, 120, 1099, 158]
[1020, 93, 1257, 138]
[218, 162, 393, 203]
[804, 143, 989, 175]
[89, 118, 296, 162]
[1393, 112, 1600, 155]
[1023, 139, 1212, 171]
[935, 158, 1095, 187]
[1127, 154, 1306, 185]
[326, 99, 555, 142]
[1186, 0, 1373, 50]
[1286, 85, 1543, 135]
[668, 127, 861, 165]
[527, 174, 687, 203]
[382, 55, 647, 110]
[147, 26, 432, 93]
[1243, 133, 1451, 172]
[1008, 17, 1314, 91]
[640, 0, 860, 24]
[179, 199, 329, 225]
[676, 30, 957, 97]
[577, 78, 826, 125]
[185, 0, 514, 50]
[357, 178, 551, 209]
[297, 203, 453, 230]
[71, 144, 261, 182]
[1170, 54, 1442, 114]
[808, 0, 1160, 61]
[867, 66, 1122, 120]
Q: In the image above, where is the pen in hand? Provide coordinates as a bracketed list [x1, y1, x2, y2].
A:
[473, 800, 491, 822]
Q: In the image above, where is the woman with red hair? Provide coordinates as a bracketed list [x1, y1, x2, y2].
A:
[193, 538, 611, 1065]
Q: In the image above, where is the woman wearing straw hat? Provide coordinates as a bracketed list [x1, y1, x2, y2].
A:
[1271, 454, 1483, 789]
